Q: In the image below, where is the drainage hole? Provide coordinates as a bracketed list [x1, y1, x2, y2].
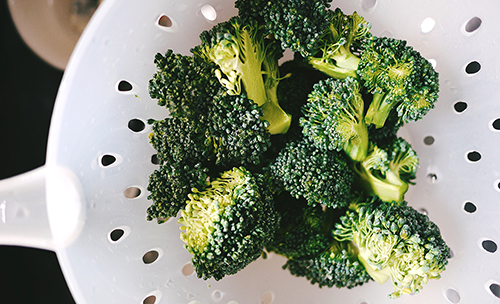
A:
[490, 283, 500, 299]
[454, 101, 467, 113]
[492, 118, 500, 130]
[261, 291, 274, 304]
[118, 80, 133, 92]
[467, 151, 481, 162]
[464, 202, 477, 213]
[420, 17, 436, 33]
[445, 288, 461, 303]
[201, 4, 217, 21]
[143, 295, 156, 304]
[423, 136, 435, 145]
[101, 154, 117, 167]
[143, 250, 160, 264]
[182, 263, 195, 276]
[151, 154, 160, 165]
[124, 186, 141, 199]
[128, 118, 146, 132]
[110, 229, 125, 242]
[482, 240, 498, 253]
[158, 15, 172, 27]
[465, 16, 482, 33]
[465, 61, 481, 75]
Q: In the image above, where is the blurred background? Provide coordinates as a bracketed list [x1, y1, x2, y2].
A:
[0, 0, 79, 302]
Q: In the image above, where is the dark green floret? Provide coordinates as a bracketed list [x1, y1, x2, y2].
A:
[193, 16, 291, 134]
[358, 37, 439, 129]
[268, 137, 353, 208]
[352, 136, 419, 203]
[334, 196, 451, 298]
[283, 239, 372, 289]
[300, 77, 369, 162]
[178, 167, 280, 281]
[266, 192, 333, 260]
[146, 162, 209, 222]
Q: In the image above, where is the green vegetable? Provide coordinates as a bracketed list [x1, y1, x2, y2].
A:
[300, 76, 369, 161]
[178, 167, 280, 280]
[193, 16, 291, 134]
[334, 196, 451, 298]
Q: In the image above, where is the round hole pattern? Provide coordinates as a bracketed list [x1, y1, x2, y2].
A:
[211, 290, 223, 302]
[464, 202, 477, 213]
[118, 80, 133, 92]
[201, 4, 217, 21]
[143, 295, 156, 304]
[420, 17, 436, 33]
[261, 291, 274, 304]
[143, 250, 160, 264]
[124, 186, 141, 199]
[445, 288, 461, 303]
[151, 154, 160, 165]
[362, 0, 377, 10]
[490, 283, 500, 299]
[467, 151, 481, 162]
[110, 229, 125, 242]
[158, 15, 172, 27]
[482, 240, 497, 253]
[182, 263, 195, 276]
[454, 101, 467, 113]
[492, 118, 500, 130]
[101, 154, 117, 167]
[465, 16, 482, 33]
[465, 61, 481, 74]
[128, 118, 146, 132]
[418, 208, 428, 216]
[424, 136, 435, 145]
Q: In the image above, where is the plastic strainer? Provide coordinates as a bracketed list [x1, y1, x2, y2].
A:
[1, 0, 499, 303]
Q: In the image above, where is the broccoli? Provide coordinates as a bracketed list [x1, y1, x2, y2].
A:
[300, 77, 369, 162]
[358, 37, 439, 129]
[178, 167, 280, 280]
[268, 137, 353, 209]
[148, 49, 222, 121]
[193, 16, 291, 134]
[352, 136, 419, 203]
[146, 162, 209, 222]
[283, 239, 372, 289]
[266, 192, 334, 260]
[333, 196, 451, 298]
[236, 1, 372, 79]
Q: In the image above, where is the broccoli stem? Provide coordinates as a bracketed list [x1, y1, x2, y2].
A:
[364, 93, 399, 129]
[239, 29, 268, 107]
[343, 121, 369, 162]
[261, 88, 292, 134]
[307, 48, 360, 79]
[357, 253, 392, 285]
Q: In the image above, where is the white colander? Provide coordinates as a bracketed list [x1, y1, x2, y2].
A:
[1, 0, 499, 303]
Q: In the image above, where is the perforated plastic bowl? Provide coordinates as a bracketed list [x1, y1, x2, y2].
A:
[1, 0, 500, 303]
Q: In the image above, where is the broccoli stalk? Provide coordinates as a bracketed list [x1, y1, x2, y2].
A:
[300, 77, 369, 162]
[193, 16, 291, 134]
[334, 196, 451, 298]
[306, 9, 372, 79]
[359, 37, 439, 129]
[353, 137, 418, 203]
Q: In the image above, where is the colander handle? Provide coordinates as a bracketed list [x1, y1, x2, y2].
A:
[0, 166, 55, 251]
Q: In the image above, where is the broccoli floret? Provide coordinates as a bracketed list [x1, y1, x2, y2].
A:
[269, 137, 353, 208]
[334, 196, 451, 298]
[352, 136, 418, 203]
[306, 8, 372, 79]
[178, 167, 280, 281]
[368, 109, 404, 146]
[146, 162, 209, 222]
[358, 37, 439, 129]
[266, 192, 333, 260]
[235, 0, 334, 57]
[148, 50, 222, 121]
[283, 239, 372, 289]
[300, 77, 369, 162]
[193, 16, 291, 134]
[205, 93, 272, 167]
